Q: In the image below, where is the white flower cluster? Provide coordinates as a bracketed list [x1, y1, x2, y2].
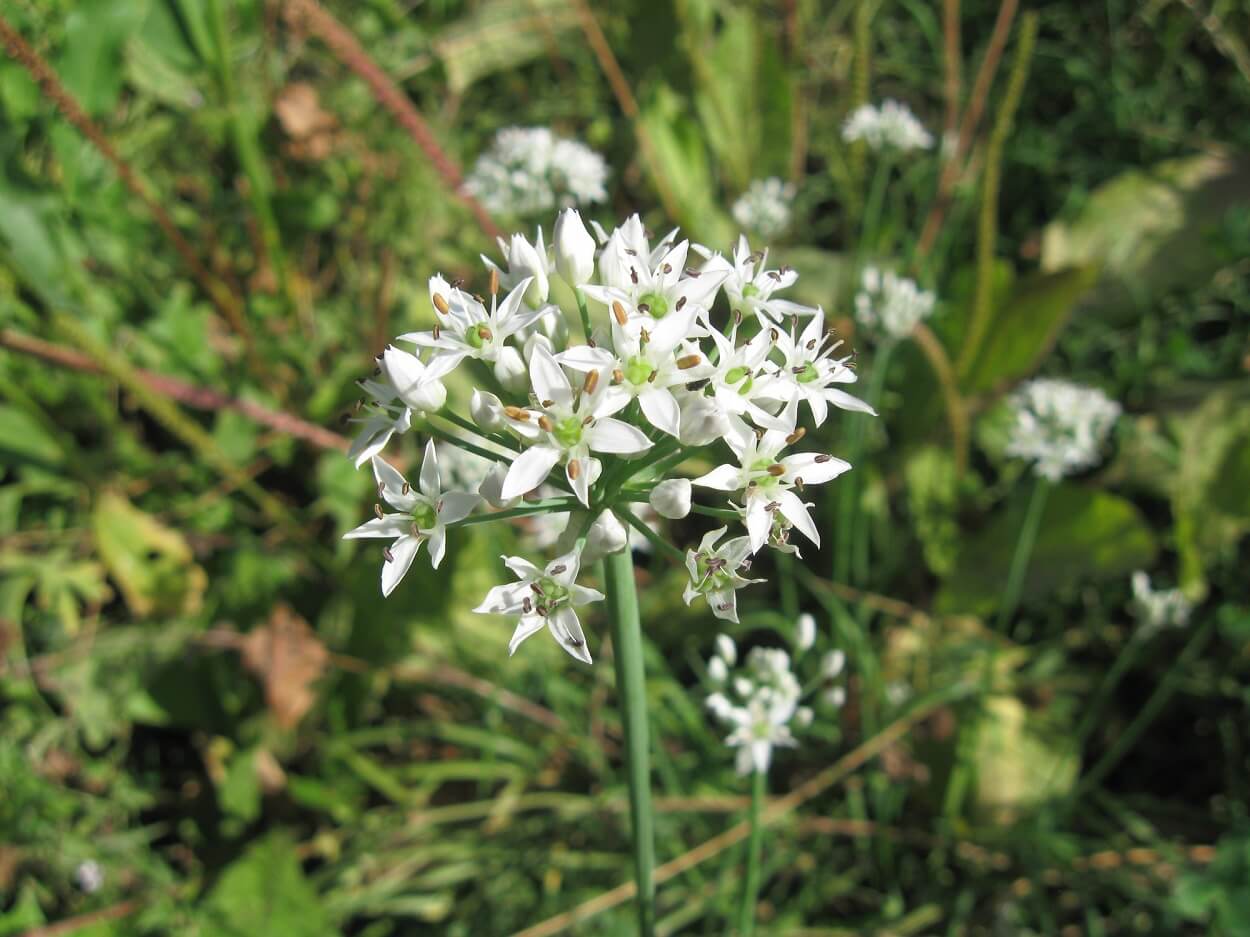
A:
[705, 629, 847, 775]
[1130, 571, 1193, 634]
[464, 126, 608, 218]
[841, 99, 934, 151]
[854, 266, 936, 339]
[732, 177, 795, 240]
[344, 209, 872, 664]
[1005, 378, 1121, 481]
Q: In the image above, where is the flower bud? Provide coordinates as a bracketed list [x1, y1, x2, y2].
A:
[381, 346, 446, 412]
[494, 346, 528, 394]
[508, 233, 549, 308]
[715, 633, 737, 666]
[470, 390, 506, 432]
[677, 391, 730, 446]
[708, 655, 728, 683]
[584, 509, 627, 562]
[795, 612, 816, 653]
[553, 208, 596, 286]
[820, 649, 845, 680]
[794, 706, 814, 728]
[649, 479, 692, 520]
[479, 463, 519, 509]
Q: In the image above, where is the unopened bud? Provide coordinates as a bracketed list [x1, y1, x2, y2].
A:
[649, 478, 692, 520]
[470, 389, 506, 432]
[553, 208, 596, 286]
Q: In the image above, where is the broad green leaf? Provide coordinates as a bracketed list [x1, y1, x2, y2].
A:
[936, 484, 1157, 616]
[959, 265, 1100, 394]
[433, 0, 577, 94]
[1041, 153, 1250, 315]
[971, 696, 1078, 822]
[91, 491, 207, 618]
[198, 833, 335, 937]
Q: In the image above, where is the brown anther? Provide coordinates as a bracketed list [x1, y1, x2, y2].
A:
[676, 296, 687, 310]
[583, 370, 600, 394]
[612, 369, 625, 384]
[769, 329, 779, 342]
[647, 370, 658, 382]
[795, 476, 805, 490]
[662, 263, 672, 273]
[684, 267, 701, 277]
[531, 582, 545, 596]
[504, 405, 530, 421]
[550, 564, 567, 575]
[754, 428, 765, 440]
[541, 399, 555, 408]
[806, 339, 818, 350]
[383, 546, 394, 562]
[767, 464, 786, 477]
[625, 248, 638, 256]
[473, 293, 486, 304]
[432, 323, 441, 340]
[629, 268, 639, 285]
[451, 277, 466, 289]
[638, 304, 650, 313]
[537, 415, 554, 432]
[640, 327, 651, 344]
[582, 415, 593, 425]
[765, 500, 781, 512]
[612, 301, 628, 325]
[768, 270, 782, 281]
[433, 293, 450, 316]
[588, 338, 597, 348]
[401, 481, 411, 495]
[489, 267, 499, 296]
[673, 355, 699, 372]
[374, 503, 384, 519]
[477, 325, 493, 341]
[522, 597, 533, 613]
[536, 604, 549, 617]
[814, 454, 833, 463]
[567, 460, 581, 480]
[785, 428, 806, 445]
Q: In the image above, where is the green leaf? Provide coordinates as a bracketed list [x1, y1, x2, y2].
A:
[433, 0, 577, 94]
[0, 404, 64, 469]
[1041, 153, 1250, 316]
[198, 833, 335, 937]
[124, 36, 204, 110]
[91, 491, 207, 618]
[937, 484, 1158, 616]
[959, 265, 1100, 394]
[59, 0, 151, 115]
[971, 696, 1079, 822]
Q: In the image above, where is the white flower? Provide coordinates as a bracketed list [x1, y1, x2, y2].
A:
[435, 442, 493, 491]
[674, 390, 731, 446]
[74, 860, 103, 894]
[478, 462, 519, 509]
[553, 208, 596, 286]
[854, 266, 937, 339]
[345, 373, 412, 468]
[558, 299, 709, 438]
[820, 649, 846, 680]
[379, 345, 451, 412]
[708, 656, 729, 683]
[464, 126, 608, 217]
[400, 275, 546, 384]
[471, 389, 507, 432]
[724, 695, 799, 774]
[768, 309, 875, 425]
[1131, 571, 1193, 633]
[694, 406, 851, 553]
[682, 527, 761, 623]
[343, 446, 481, 594]
[698, 236, 817, 323]
[581, 509, 628, 562]
[702, 319, 793, 431]
[483, 230, 551, 308]
[473, 545, 604, 664]
[842, 99, 933, 151]
[716, 633, 738, 666]
[795, 613, 816, 652]
[650, 479, 692, 519]
[1005, 379, 1121, 481]
[705, 645, 806, 775]
[500, 344, 652, 506]
[732, 178, 795, 239]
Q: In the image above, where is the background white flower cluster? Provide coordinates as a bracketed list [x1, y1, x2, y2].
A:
[344, 209, 874, 663]
[1005, 378, 1121, 481]
[464, 126, 609, 218]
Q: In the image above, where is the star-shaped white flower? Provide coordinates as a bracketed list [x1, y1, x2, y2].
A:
[500, 344, 652, 506]
[558, 300, 709, 438]
[722, 693, 800, 775]
[343, 444, 481, 594]
[345, 373, 412, 468]
[693, 404, 851, 553]
[766, 309, 875, 425]
[482, 228, 551, 309]
[697, 236, 818, 323]
[702, 319, 792, 432]
[682, 527, 761, 623]
[473, 546, 604, 664]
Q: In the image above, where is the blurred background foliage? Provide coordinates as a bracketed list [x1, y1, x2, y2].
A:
[1, 0, 1249, 934]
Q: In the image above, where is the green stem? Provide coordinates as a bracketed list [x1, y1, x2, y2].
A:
[450, 499, 579, 526]
[576, 288, 594, 344]
[419, 422, 511, 467]
[602, 548, 656, 937]
[859, 156, 894, 253]
[737, 768, 766, 936]
[617, 507, 686, 565]
[994, 476, 1050, 631]
[1072, 630, 1147, 746]
[835, 339, 894, 586]
[439, 410, 519, 451]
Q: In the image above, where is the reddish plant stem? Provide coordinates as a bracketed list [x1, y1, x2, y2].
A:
[283, 0, 502, 241]
[0, 328, 347, 452]
[0, 15, 253, 351]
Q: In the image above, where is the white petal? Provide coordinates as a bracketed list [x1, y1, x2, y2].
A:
[381, 535, 422, 596]
[825, 387, 877, 415]
[692, 464, 742, 491]
[775, 489, 820, 546]
[567, 458, 591, 506]
[419, 439, 440, 499]
[427, 527, 447, 569]
[344, 515, 410, 540]
[781, 452, 852, 486]
[371, 456, 416, 512]
[586, 418, 653, 454]
[558, 345, 614, 371]
[438, 491, 481, 525]
[638, 388, 681, 438]
[745, 498, 772, 553]
[570, 584, 605, 606]
[529, 344, 574, 410]
[501, 446, 562, 500]
[708, 588, 740, 624]
[475, 582, 528, 614]
[508, 614, 547, 656]
[548, 607, 592, 664]
[504, 555, 544, 580]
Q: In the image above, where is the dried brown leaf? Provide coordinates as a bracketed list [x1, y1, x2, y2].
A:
[240, 605, 328, 729]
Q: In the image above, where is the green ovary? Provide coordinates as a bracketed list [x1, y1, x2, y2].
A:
[742, 283, 760, 299]
[637, 291, 669, 318]
[723, 366, 756, 396]
[411, 501, 437, 531]
[552, 416, 584, 448]
[465, 326, 487, 349]
[538, 577, 570, 609]
[625, 355, 656, 386]
[796, 362, 819, 384]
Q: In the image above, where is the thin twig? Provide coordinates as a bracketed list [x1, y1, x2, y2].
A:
[942, 0, 962, 144]
[566, 0, 681, 222]
[915, 0, 1019, 258]
[0, 15, 253, 352]
[18, 900, 143, 937]
[283, 0, 502, 241]
[0, 328, 348, 452]
[910, 322, 970, 477]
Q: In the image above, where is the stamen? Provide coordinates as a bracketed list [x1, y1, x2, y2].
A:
[765, 500, 781, 512]
[676, 296, 687, 310]
[401, 481, 411, 495]
[541, 399, 555, 408]
[433, 324, 441, 340]
[612, 369, 625, 384]
[549, 564, 567, 575]
[567, 460, 581, 480]
[504, 406, 530, 422]
[489, 268, 499, 296]
[538, 415, 554, 432]
[630, 268, 639, 285]
[433, 293, 450, 315]
[640, 327, 650, 344]
[451, 277, 465, 289]
[662, 263, 672, 274]
[383, 546, 394, 562]
[522, 597, 533, 613]
[814, 454, 833, 463]
[612, 301, 628, 325]
[767, 464, 786, 477]
[536, 604, 549, 617]
[795, 477, 805, 490]
[684, 267, 701, 278]
[583, 370, 600, 394]
[676, 353, 702, 369]
[531, 582, 545, 596]
[785, 428, 806, 445]
[374, 503, 384, 519]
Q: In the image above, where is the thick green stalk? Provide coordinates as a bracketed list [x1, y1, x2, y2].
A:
[602, 548, 656, 937]
[995, 475, 1050, 631]
[737, 768, 766, 935]
[835, 339, 895, 586]
[576, 288, 594, 344]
